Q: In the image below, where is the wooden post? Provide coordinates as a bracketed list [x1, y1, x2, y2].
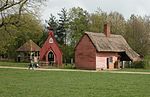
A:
[122, 61, 125, 69]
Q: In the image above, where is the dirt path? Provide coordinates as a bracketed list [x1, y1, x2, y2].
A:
[0, 66, 150, 75]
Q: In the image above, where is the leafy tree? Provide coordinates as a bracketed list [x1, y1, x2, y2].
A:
[88, 10, 126, 35]
[68, 7, 89, 46]
[107, 11, 126, 36]
[38, 30, 48, 47]
[0, 13, 43, 59]
[88, 9, 107, 32]
[125, 15, 150, 56]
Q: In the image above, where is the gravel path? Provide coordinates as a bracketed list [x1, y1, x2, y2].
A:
[0, 66, 150, 75]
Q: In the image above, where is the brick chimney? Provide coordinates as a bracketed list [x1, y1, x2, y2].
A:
[104, 24, 111, 37]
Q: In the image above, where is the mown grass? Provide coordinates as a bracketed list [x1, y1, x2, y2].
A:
[0, 68, 150, 97]
[119, 68, 150, 72]
[0, 61, 28, 67]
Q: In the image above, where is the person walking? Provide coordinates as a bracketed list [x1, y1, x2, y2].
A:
[28, 58, 34, 70]
[34, 56, 40, 68]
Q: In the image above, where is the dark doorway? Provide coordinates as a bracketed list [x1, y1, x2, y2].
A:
[107, 58, 109, 69]
[114, 61, 118, 68]
[48, 52, 54, 65]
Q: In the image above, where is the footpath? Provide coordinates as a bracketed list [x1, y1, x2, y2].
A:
[0, 66, 150, 75]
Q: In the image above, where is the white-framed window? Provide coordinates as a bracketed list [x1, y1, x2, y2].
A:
[49, 38, 53, 43]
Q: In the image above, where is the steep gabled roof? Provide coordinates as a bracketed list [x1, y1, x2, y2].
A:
[84, 32, 141, 61]
[16, 40, 40, 52]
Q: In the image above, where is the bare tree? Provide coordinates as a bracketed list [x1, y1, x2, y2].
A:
[0, 0, 46, 28]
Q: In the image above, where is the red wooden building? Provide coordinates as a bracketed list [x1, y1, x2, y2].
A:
[75, 24, 141, 70]
[40, 30, 63, 66]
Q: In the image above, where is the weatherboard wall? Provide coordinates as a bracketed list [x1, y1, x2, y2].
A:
[96, 52, 118, 70]
[75, 35, 96, 70]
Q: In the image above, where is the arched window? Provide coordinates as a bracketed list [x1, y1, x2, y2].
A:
[48, 51, 54, 62]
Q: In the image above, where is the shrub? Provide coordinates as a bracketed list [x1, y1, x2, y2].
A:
[131, 55, 150, 69]
[63, 64, 76, 69]
[143, 55, 150, 69]
[131, 61, 145, 68]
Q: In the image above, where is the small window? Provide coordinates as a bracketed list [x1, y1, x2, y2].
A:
[49, 38, 53, 43]
[109, 57, 113, 63]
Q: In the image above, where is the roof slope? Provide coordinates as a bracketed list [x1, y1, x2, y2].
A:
[16, 40, 40, 52]
[85, 32, 140, 61]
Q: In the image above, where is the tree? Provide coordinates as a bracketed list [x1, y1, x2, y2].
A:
[125, 15, 150, 56]
[88, 9, 107, 32]
[0, 13, 43, 58]
[57, 8, 70, 64]
[68, 7, 89, 46]
[47, 8, 69, 45]
[57, 8, 69, 45]
[0, 0, 46, 29]
[107, 11, 126, 36]
[46, 8, 70, 63]
[143, 16, 150, 55]
[46, 14, 58, 35]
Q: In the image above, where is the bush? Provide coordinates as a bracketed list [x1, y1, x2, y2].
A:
[63, 64, 76, 69]
[143, 55, 150, 69]
[131, 55, 150, 69]
[131, 61, 145, 68]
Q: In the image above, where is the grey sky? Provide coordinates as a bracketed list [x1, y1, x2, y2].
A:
[41, 0, 150, 21]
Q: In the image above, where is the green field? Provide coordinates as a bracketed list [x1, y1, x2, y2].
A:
[0, 62, 28, 67]
[0, 68, 150, 97]
[120, 68, 150, 72]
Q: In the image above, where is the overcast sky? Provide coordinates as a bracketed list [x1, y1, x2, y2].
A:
[40, 0, 150, 21]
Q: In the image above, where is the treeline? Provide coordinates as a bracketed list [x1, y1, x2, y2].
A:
[0, 7, 150, 63]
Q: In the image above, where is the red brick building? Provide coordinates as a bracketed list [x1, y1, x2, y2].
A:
[40, 30, 63, 66]
[75, 24, 141, 70]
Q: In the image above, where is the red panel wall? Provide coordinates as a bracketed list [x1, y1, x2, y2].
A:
[75, 35, 96, 70]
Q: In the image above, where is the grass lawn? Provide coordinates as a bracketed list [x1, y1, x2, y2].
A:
[0, 62, 28, 67]
[119, 68, 150, 72]
[0, 68, 150, 97]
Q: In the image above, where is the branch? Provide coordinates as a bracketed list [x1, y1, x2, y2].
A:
[0, 0, 25, 12]
[19, 0, 28, 15]
[0, 0, 46, 28]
